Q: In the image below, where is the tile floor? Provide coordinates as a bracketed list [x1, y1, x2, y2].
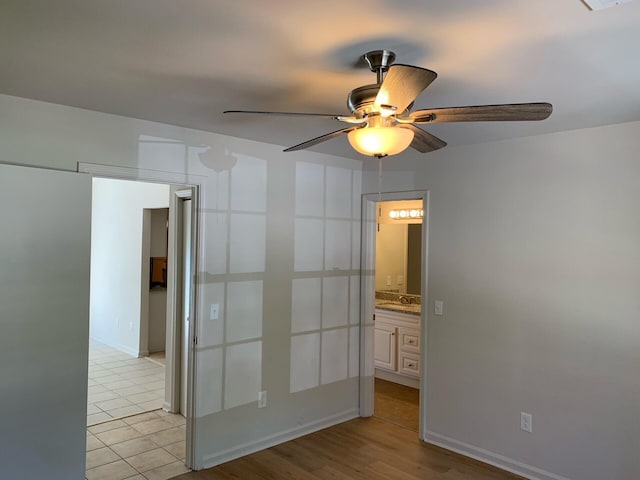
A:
[86, 410, 189, 480]
[88, 340, 166, 426]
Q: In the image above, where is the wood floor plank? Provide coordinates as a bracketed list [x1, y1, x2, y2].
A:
[174, 418, 523, 480]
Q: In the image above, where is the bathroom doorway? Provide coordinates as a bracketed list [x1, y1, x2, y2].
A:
[373, 200, 423, 431]
[360, 190, 429, 439]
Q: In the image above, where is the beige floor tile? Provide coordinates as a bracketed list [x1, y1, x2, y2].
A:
[159, 413, 186, 427]
[125, 447, 177, 472]
[146, 426, 185, 447]
[110, 436, 159, 458]
[126, 391, 162, 404]
[163, 440, 185, 461]
[88, 385, 109, 395]
[96, 397, 134, 411]
[88, 391, 120, 403]
[111, 384, 148, 397]
[123, 411, 161, 425]
[142, 460, 189, 480]
[136, 398, 163, 411]
[102, 378, 135, 390]
[95, 373, 123, 384]
[141, 380, 165, 391]
[86, 446, 121, 469]
[131, 418, 173, 435]
[88, 369, 114, 379]
[89, 419, 127, 434]
[122, 475, 145, 480]
[95, 425, 143, 445]
[87, 412, 113, 426]
[85, 459, 138, 480]
[86, 435, 106, 452]
[87, 404, 103, 415]
[108, 404, 144, 418]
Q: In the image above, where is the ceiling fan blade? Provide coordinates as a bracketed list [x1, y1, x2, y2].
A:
[223, 110, 364, 124]
[410, 103, 553, 123]
[224, 109, 345, 120]
[375, 65, 437, 113]
[398, 124, 447, 153]
[283, 126, 359, 152]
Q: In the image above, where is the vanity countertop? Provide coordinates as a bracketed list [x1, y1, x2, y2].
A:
[375, 299, 421, 316]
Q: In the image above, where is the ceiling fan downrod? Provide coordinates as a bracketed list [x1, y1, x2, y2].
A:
[364, 50, 396, 84]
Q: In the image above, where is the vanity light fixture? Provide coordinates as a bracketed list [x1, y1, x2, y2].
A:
[389, 209, 424, 219]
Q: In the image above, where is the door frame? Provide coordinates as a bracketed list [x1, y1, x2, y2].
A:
[78, 162, 204, 469]
[359, 189, 430, 439]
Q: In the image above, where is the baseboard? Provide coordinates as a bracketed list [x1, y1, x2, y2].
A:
[375, 368, 419, 389]
[424, 431, 570, 480]
[90, 336, 140, 357]
[200, 408, 359, 470]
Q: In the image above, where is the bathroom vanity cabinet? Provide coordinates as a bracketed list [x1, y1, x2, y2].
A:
[374, 307, 421, 388]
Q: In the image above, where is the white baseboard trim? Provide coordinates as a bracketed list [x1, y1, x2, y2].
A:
[424, 431, 570, 480]
[375, 368, 419, 389]
[200, 409, 359, 470]
[90, 336, 140, 358]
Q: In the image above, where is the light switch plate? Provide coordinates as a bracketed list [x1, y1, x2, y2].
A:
[397, 275, 404, 285]
[434, 300, 443, 316]
[258, 390, 267, 408]
[210, 303, 219, 320]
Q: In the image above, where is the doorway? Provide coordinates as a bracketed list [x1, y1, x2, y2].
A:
[80, 163, 200, 472]
[360, 190, 429, 438]
[372, 199, 423, 431]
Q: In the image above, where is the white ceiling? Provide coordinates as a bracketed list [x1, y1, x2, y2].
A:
[1, 0, 639, 160]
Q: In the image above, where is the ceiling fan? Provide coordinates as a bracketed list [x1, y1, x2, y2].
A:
[224, 50, 552, 158]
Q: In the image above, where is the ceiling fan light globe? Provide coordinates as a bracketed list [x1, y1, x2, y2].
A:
[347, 127, 414, 157]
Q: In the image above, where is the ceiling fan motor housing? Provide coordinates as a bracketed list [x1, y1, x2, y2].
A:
[347, 84, 380, 117]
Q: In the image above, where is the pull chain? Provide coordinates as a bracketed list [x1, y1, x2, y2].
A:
[377, 155, 383, 232]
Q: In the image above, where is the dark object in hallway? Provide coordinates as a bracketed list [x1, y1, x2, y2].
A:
[171, 415, 524, 480]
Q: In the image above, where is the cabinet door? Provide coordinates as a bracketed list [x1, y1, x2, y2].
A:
[374, 323, 397, 371]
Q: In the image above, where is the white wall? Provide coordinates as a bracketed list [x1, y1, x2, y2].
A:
[0, 164, 91, 479]
[0, 94, 361, 470]
[364, 121, 640, 480]
[90, 178, 170, 356]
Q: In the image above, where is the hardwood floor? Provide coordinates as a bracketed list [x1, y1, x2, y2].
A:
[173, 416, 523, 480]
[373, 377, 420, 431]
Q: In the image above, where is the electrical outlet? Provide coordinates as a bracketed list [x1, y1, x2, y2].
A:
[521, 412, 532, 433]
[258, 390, 267, 408]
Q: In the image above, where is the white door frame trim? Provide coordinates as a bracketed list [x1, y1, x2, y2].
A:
[359, 189, 430, 439]
[78, 162, 203, 469]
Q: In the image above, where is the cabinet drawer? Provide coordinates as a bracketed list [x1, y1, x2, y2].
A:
[398, 352, 420, 378]
[398, 328, 420, 354]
